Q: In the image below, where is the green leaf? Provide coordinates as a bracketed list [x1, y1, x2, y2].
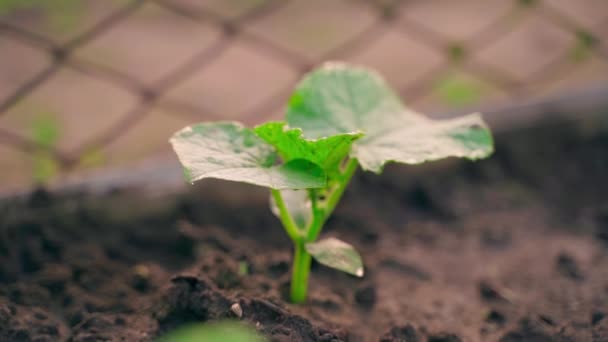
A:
[170, 122, 326, 189]
[306, 237, 364, 277]
[270, 189, 311, 230]
[254, 121, 362, 172]
[158, 321, 265, 342]
[287, 62, 494, 173]
[354, 113, 493, 172]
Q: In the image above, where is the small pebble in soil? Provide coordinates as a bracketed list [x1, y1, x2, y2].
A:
[131, 264, 152, 293]
[231, 303, 243, 318]
[556, 253, 585, 281]
[133, 265, 150, 278]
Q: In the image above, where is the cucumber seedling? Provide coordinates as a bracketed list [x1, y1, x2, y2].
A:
[170, 62, 494, 303]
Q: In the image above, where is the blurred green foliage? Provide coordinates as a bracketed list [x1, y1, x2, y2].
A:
[0, 0, 36, 14]
[0, 0, 83, 33]
[28, 112, 106, 184]
[447, 44, 466, 63]
[571, 30, 599, 62]
[32, 152, 59, 184]
[158, 322, 265, 342]
[78, 148, 105, 168]
[31, 114, 60, 148]
[238, 261, 249, 276]
[518, 0, 538, 7]
[435, 73, 484, 107]
[30, 114, 61, 184]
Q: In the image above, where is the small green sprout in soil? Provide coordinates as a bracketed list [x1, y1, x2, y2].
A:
[170, 62, 494, 303]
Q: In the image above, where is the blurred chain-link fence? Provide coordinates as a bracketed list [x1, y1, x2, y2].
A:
[1, 0, 607, 190]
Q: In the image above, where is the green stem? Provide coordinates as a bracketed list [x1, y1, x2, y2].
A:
[290, 241, 311, 304]
[276, 159, 359, 303]
[326, 158, 359, 214]
[306, 158, 359, 241]
[271, 189, 301, 242]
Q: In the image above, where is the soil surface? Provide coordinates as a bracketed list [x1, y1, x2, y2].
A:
[1, 115, 608, 341]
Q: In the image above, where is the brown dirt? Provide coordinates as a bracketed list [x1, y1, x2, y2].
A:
[1, 115, 608, 341]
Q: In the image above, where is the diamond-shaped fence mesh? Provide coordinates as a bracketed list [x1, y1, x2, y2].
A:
[1, 0, 607, 190]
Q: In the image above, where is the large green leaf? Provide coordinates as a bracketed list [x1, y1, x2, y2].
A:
[158, 321, 265, 342]
[170, 122, 326, 189]
[287, 62, 494, 173]
[306, 237, 364, 277]
[254, 121, 362, 172]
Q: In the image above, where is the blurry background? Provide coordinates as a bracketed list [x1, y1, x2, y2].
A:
[0, 0, 607, 191]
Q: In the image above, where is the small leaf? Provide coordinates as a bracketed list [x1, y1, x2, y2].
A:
[170, 122, 326, 190]
[270, 189, 312, 230]
[254, 121, 362, 172]
[306, 237, 364, 277]
[287, 62, 494, 173]
[158, 321, 265, 342]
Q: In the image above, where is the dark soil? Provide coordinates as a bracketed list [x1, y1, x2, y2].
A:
[1, 115, 608, 341]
